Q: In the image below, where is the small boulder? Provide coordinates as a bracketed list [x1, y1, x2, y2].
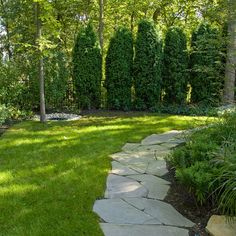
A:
[206, 215, 236, 236]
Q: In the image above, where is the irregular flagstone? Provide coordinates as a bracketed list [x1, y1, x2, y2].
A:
[146, 160, 169, 176]
[111, 151, 156, 162]
[105, 174, 148, 198]
[100, 224, 189, 236]
[127, 174, 170, 200]
[111, 161, 139, 176]
[93, 199, 161, 225]
[123, 198, 194, 228]
[122, 143, 141, 152]
[141, 130, 183, 146]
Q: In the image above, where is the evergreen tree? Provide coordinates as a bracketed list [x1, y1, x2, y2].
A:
[190, 23, 223, 106]
[163, 27, 189, 104]
[133, 20, 162, 110]
[105, 27, 133, 110]
[72, 23, 102, 109]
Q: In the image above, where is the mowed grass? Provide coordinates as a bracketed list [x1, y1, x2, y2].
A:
[0, 112, 215, 236]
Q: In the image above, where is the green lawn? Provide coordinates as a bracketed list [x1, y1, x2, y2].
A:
[0, 112, 214, 236]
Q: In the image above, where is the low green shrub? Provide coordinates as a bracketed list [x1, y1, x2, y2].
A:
[0, 104, 9, 125]
[168, 112, 236, 216]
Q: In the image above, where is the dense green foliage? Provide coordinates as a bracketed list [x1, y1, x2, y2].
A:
[190, 23, 224, 106]
[73, 24, 102, 109]
[162, 27, 189, 104]
[168, 112, 236, 216]
[133, 20, 162, 110]
[0, 112, 210, 235]
[105, 27, 133, 110]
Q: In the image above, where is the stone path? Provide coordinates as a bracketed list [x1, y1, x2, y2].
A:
[93, 130, 194, 236]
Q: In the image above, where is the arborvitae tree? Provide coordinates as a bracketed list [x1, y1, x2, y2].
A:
[190, 23, 223, 106]
[72, 23, 102, 109]
[133, 20, 162, 110]
[105, 27, 133, 110]
[162, 27, 189, 104]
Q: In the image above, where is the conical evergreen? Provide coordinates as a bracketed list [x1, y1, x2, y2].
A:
[72, 23, 102, 109]
[162, 27, 189, 104]
[133, 20, 162, 110]
[105, 27, 133, 110]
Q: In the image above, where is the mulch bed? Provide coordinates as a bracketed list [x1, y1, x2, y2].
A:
[164, 163, 218, 236]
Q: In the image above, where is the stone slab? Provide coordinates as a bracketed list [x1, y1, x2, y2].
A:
[93, 199, 161, 225]
[111, 161, 139, 176]
[105, 174, 148, 198]
[100, 224, 189, 236]
[122, 143, 141, 152]
[127, 174, 170, 200]
[123, 198, 194, 228]
[141, 130, 183, 146]
[206, 215, 236, 236]
[146, 160, 169, 176]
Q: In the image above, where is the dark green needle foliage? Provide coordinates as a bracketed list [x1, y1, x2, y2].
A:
[73, 23, 102, 110]
[105, 27, 133, 110]
[163, 27, 189, 104]
[190, 23, 223, 106]
[133, 20, 162, 110]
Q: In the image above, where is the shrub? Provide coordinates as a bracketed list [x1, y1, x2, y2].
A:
[168, 112, 236, 215]
[105, 27, 133, 110]
[190, 23, 224, 106]
[133, 20, 162, 110]
[0, 104, 9, 125]
[72, 23, 102, 110]
[162, 27, 189, 104]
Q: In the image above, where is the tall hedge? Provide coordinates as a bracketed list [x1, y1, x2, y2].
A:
[162, 27, 189, 104]
[190, 23, 223, 106]
[105, 27, 133, 110]
[72, 23, 102, 109]
[133, 20, 162, 110]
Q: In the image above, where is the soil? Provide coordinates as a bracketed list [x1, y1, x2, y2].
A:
[164, 163, 218, 236]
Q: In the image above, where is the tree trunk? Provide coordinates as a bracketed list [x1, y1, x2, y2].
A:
[35, 2, 46, 122]
[223, 0, 236, 104]
[98, 0, 104, 56]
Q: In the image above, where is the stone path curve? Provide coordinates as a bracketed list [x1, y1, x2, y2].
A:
[93, 130, 195, 236]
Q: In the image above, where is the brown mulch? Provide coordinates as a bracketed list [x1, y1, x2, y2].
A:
[163, 163, 218, 236]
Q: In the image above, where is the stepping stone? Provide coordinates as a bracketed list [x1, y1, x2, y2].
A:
[111, 151, 155, 162]
[127, 174, 170, 200]
[122, 143, 141, 152]
[141, 130, 183, 146]
[123, 198, 195, 228]
[93, 199, 161, 225]
[146, 160, 169, 176]
[100, 224, 189, 236]
[105, 174, 148, 198]
[111, 161, 139, 176]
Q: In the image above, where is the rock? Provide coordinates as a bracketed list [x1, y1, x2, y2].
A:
[206, 215, 236, 236]
[122, 143, 141, 152]
[93, 199, 161, 225]
[123, 198, 195, 228]
[100, 224, 189, 236]
[127, 174, 170, 200]
[141, 130, 183, 146]
[105, 174, 148, 198]
[146, 160, 169, 176]
[111, 161, 139, 176]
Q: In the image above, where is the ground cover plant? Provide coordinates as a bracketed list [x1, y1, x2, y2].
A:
[168, 112, 236, 217]
[0, 113, 213, 235]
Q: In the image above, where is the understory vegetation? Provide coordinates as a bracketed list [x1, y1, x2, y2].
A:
[0, 113, 210, 235]
[168, 112, 236, 217]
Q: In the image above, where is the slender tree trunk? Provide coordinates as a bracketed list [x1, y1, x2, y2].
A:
[98, 0, 104, 56]
[130, 11, 134, 33]
[223, 0, 236, 104]
[0, 0, 12, 60]
[35, 2, 46, 122]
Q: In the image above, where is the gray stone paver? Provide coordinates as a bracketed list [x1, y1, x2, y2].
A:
[93, 130, 195, 236]
[105, 174, 148, 199]
[100, 224, 189, 236]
